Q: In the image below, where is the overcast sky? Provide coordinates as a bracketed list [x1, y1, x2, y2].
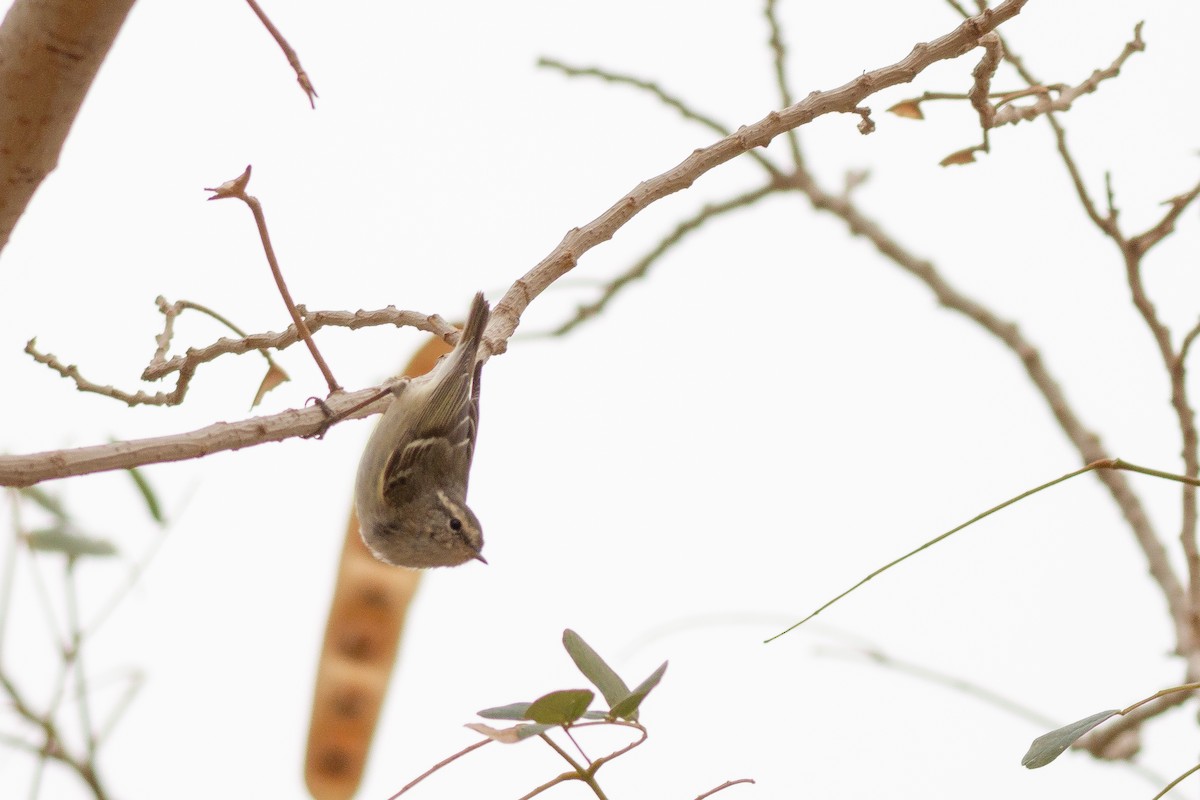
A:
[3, 1, 1200, 798]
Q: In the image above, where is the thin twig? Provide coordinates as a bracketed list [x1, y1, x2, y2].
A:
[538, 732, 608, 799]
[25, 304, 455, 410]
[205, 165, 341, 395]
[490, 1, 1029, 350]
[769, 459, 1196, 642]
[552, 182, 778, 335]
[539, 731, 587, 774]
[1129, 180, 1200, 255]
[695, 778, 756, 800]
[0, 671, 110, 800]
[537, 58, 783, 181]
[516, 772, 578, 800]
[242, 0, 318, 107]
[147, 297, 289, 383]
[786, 163, 1189, 654]
[563, 726, 592, 765]
[763, 0, 802, 167]
[0, 493, 21, 659]
[83, 530, 169, 639]
[990, 22, 1145, 127]
[1151, 762, 1200, 800]
[63, 561, 97, 760]
[581, 720, 648, 773]
[386, 737, 491, 799]
[141, 305, 456, 382]
[768, 460, 1107, 641]
[989, 14, 1200, 691]
[91, 670, 143, 748]
[1078, 682, 1200, 760]
[1000, 24, 1200, 656]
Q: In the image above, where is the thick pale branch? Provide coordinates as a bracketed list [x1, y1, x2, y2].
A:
[488, 0, 1027, 349]
[0, 388, 389, 486]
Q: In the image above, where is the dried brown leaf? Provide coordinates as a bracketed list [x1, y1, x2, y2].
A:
[251, 362, 290, 408]
[940, 147, 978, 166]
[887, 99, 925, 120]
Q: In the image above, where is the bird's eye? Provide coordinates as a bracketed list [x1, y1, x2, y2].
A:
[449, 517, 463, 531]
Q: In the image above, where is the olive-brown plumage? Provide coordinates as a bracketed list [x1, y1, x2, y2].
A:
[354, 293, 489, 567]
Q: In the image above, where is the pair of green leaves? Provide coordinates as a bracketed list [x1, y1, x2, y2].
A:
[468, 629, 667, 744]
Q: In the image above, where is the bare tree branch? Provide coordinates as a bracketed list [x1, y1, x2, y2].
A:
[2, 1, 1029, 486]
[242, 0, 318, 107]
[486, 0, 1028, 351]
[537, 58, 783, 181]
[552, 183, 779, 335]
[0, 387, 386, 486]
[990, 21, 1144, 127]
[787, 164, 1189, 659]
[25, 305, 455, 407]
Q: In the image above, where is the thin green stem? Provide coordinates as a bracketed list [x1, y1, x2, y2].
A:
[766, 461, 1103, 641]
[1120, 681, 1200, 716]
[387, 738, 491, 799]
[763, 0, 803, 167]
[1151, 763, 1200, 800]
[767, 458, 1199, 642]
[63, 560, 96, 759]
[536, 57, 783, 181]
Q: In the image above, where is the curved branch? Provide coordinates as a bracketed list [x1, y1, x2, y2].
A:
[0, 387, 389, 486]
[3, 1, 1028, 486]
[537, 58, 783, 181]
[790, 166, 1190, 655]
[487, 0, 1028, 352]
[552, 182, 779, 335]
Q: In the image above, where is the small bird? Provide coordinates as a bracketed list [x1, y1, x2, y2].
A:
[354, 292, 490, 568]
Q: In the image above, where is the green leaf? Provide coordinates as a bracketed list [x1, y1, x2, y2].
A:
[609, 661, 668, 720]
[478, 701, 606, 724]
[26, 528, 118, 558]
[478, 702, 532, 721]
[17, 486, 68, 520]
[1021, 710, 1120, 768]
[465, 722, 552, 743]
[126, 467, 165, 524]
[524, 689, 594, 725]
[563, 629, 631, 709]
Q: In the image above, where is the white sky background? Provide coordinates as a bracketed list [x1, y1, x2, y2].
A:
[2, 1, 1200, 798]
